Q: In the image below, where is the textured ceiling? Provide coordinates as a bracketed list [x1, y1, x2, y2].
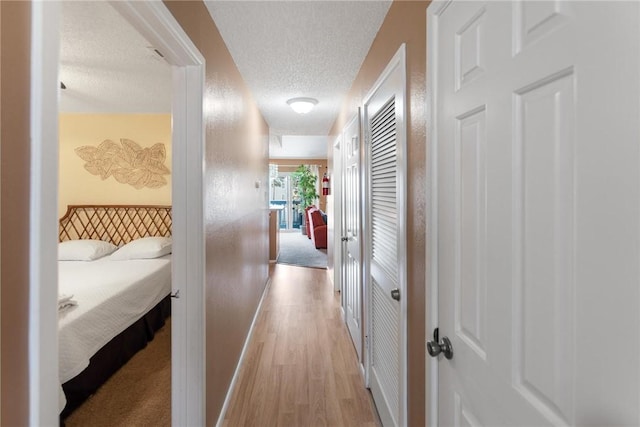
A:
[269, 135, 329, 159]
[60, 1, 390, 158]
[205, 1, 392, 137]
[59, 1, 171, 114]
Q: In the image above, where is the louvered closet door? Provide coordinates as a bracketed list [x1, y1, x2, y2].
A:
[365, 46, 406, 427]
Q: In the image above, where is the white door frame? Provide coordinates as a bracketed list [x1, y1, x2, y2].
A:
[425, 2, 449, 426]
[29, 3, 61, 423]
[333, 135, 343, 294]
[30, 1, 206, 425]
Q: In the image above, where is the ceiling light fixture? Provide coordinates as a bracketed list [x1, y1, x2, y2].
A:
[287, 97, 318, 114]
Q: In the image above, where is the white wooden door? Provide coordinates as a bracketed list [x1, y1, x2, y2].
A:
[365, 45, 407, 427]
[428, 1, 640, 425]
[342, 112, 363, 361]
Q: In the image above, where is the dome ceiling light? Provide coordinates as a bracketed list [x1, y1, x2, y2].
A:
[287, 97, 318, 114]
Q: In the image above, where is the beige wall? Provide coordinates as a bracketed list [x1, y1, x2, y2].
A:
[1, 0, 269, 424]
[0, 1, 427, 424]
[164, 1, 270, 424]
[58, 114, 172, 217]
[327, 1, 430, 425]
[1, 1, 31, 425]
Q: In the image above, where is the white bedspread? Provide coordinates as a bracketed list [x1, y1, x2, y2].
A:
[58, 255, 171, 386]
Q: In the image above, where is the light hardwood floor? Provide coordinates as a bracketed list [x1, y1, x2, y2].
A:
[222, 264, 380, 426]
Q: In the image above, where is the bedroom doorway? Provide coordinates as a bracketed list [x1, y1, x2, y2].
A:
[30, 2, 205, 425]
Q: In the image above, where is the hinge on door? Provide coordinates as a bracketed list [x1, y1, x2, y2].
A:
[365, 335, 369, 349]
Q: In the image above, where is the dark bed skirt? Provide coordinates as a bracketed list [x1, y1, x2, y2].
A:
[61, 295, 171, 419]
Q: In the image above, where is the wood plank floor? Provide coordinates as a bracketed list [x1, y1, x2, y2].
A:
[222, 264, 380, 427]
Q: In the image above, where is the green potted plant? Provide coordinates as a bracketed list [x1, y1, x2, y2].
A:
[292, 165, 319, 235]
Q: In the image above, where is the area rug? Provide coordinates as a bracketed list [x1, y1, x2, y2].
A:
[277, 231, 327, 269]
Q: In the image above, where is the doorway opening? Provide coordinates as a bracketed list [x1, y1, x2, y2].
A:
[30, 2, 205, 425]
[58, 2, 173, 422]
[269, 165, 301, 230]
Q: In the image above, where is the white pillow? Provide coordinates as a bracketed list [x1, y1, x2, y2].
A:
[110, 236, 172, 260]
[58, 239, 118, 261]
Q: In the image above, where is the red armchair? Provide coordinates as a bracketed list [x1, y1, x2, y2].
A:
[308, 209, 327, 249]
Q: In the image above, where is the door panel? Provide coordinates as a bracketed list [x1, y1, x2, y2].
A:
[430, 1, 640, 426]
[455, 106, 487, 361]
[369, 97, 401, 424]
[342, 113, 362, 361]
[365, 45, 407, 427]
[513, 70, 576, 422]
[370, 276, 400, 420]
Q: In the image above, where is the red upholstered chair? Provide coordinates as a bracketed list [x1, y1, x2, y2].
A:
[309, 209, 327, 249]
[305, 206, 317, 239]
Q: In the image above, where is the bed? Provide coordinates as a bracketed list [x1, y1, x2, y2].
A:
[58, 205, 172, 417]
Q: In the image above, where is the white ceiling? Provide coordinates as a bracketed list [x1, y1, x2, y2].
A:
[205, 1, 391, 137]
[59, 1, 391, 159]
[269, 135, 329, 159]
[59, 1, 171, 114]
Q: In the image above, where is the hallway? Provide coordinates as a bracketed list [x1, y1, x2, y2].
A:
[222, 264, 380, 426]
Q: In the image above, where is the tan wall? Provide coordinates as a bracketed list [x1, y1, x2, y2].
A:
[0, 1, 425, 424]
[164, 1, 270, 424]
[1, 1, 31, 425]
[58, 114, 172, 217]
[2, 1, 269, 423]
[327, 1, 430, 425]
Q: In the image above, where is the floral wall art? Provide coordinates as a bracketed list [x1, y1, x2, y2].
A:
[58, 114, 172, 217]
[75, 138, 171, 189]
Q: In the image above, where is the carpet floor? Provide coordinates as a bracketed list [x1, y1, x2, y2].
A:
[65, 319, 171, 427]
[276, 230, 328, 269]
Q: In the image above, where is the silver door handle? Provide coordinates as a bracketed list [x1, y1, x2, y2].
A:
[427, 336, 453, 359]
[427, 328, 453, 359]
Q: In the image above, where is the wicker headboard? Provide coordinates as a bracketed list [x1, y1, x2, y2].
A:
[59, 205, 172, 246]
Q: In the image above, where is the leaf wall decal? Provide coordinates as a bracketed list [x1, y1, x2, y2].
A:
[75, 138, 170, 189]
[146, 159, 171, 175]
[149, 143, 166, 161]
[114, 153, 131, 169]
[113, 168, 132, 184]
[147, 175, 167, 189]
[75, 146, 99, 162]
[130, 169, 150, 189]
[84, 163, 102, 176]
[97, 139, 119, 153]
